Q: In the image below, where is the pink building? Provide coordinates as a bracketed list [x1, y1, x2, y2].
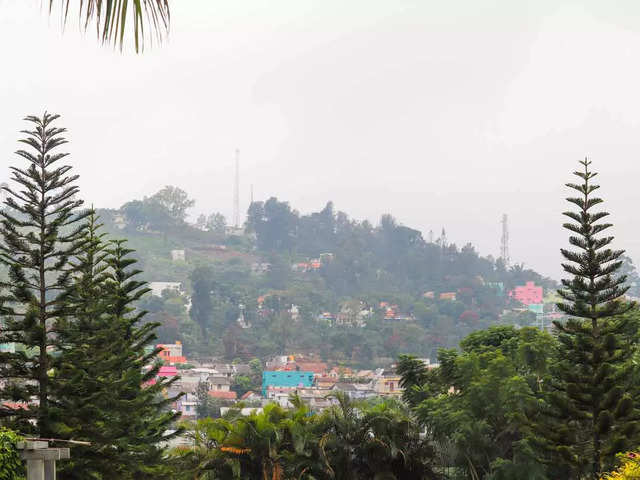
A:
[158, 365, 178, 378]
[509, 281, 543, 305]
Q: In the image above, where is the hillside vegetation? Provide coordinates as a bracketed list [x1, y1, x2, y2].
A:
[98, 190, 554, 366]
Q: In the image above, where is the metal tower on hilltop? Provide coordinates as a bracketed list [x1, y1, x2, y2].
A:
[233, 149, 240, 229]
[440, 228, 447, 248]
[500, 214, 510, 267]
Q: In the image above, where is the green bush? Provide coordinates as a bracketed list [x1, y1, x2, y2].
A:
[0, 428, 24, 480]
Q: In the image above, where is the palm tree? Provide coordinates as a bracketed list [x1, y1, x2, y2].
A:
[221, 403, 291, 480]
[173, 395, 440, 480]
[170, 418, 241, 480]
[49, 0, 170, 52]
[314, 393, 439, 480]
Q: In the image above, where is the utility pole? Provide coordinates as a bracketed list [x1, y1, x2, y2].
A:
[500, 214, 510, 267]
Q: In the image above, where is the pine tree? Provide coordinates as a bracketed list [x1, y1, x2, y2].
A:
[535, 159, 638, 479]
[51, 231, 183, 479]
[0, 113, 88, 436]
[103, 239, 183, 478]
[49, 212, 114, 477]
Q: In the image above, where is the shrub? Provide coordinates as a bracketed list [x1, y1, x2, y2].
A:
[0, 428, 24, 480]
[602, 453, 640, 479]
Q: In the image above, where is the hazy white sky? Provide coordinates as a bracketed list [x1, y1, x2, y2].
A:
[1, 0, 640, 278]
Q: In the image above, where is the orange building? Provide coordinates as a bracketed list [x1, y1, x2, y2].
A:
[157, 341, 186, 364]
[439, 292, 457, 301]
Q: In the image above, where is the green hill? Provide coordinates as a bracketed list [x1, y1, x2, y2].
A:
[96, 192, 555, 367]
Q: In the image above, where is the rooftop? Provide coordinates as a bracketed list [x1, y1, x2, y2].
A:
[208, 390, 238, 400]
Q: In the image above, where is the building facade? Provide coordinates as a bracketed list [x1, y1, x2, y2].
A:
[262, 371, 314, 395]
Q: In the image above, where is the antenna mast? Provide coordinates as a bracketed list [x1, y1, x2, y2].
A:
[233, 149, 240, 229]
[500, 214, 510, 267]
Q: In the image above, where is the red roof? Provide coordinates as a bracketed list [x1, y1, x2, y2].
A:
[297, 362, 328, 374]
[2, 401, 28, 411]
[208, 390, 238, 400]
[241, 391, 258, 400]
[158, 366, 178, 377]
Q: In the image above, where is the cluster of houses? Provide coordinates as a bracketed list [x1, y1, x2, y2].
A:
[317, 300, 415, 327]
[291, 253, 334, 273]
[147, 278, 554, 334]
[259, 355, 413, 410]
[423, 291, 458, 301]
[148, 341, 254, 417]
[149, 343, 431, 419]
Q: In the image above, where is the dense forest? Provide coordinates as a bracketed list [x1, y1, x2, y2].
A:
[97, 192, 557, 364]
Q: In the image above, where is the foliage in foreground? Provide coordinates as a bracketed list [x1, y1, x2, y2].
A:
[50, 0, 170, 53]
[0, 428, 24, 480]
[601, 453, 640, 479]
[0, 114, 182, 478]
[399, 325, 553, 480]
[0, 113, 89, 436]
[172, 394, 439, 480]
[532, 160, 639, 479]
[51, 216, 182, 479]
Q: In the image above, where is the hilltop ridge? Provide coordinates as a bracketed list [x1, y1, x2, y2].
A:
[96, 190, 557, 367]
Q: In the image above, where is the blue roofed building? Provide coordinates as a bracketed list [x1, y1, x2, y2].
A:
[262, 371, 314, 396]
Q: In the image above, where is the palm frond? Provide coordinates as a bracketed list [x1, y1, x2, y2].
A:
[50, 0, 170, 53]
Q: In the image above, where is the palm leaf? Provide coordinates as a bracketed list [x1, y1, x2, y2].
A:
[50, 0, 170, 52]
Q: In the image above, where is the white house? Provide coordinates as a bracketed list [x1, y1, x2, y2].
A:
[170, 249, 186, 262]
[149, 282, 182, 297]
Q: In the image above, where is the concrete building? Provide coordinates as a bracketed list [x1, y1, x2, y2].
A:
[373, 374, 403, 396]
[208, 390, 237, 400]
[262, 371, 314, 395]
[220, 407, 263, 416]
[149, 281, 182, 297]
[510, 281, 543, 305]
[113, 213, 127, 230]
[210, 364, 235, 379]
[157, 342, 186, 364]
[158, 365, 178, 379]
[208, 376, 231, 392]
[241, 391, 262, 402]
[170, 249, 186, 261]
[174, 375, 202, 395]
[439, 292, 457, 301]
[176, 393, 198, 418]
[331, 382, 376, 400]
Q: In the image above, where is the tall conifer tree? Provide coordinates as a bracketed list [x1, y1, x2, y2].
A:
[534, 159, 638, 479]
[52, 231, 182, 479]
[103, 239, 183, 478]
[50, 213, 112, 477]
[0, 113, 88, 435]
